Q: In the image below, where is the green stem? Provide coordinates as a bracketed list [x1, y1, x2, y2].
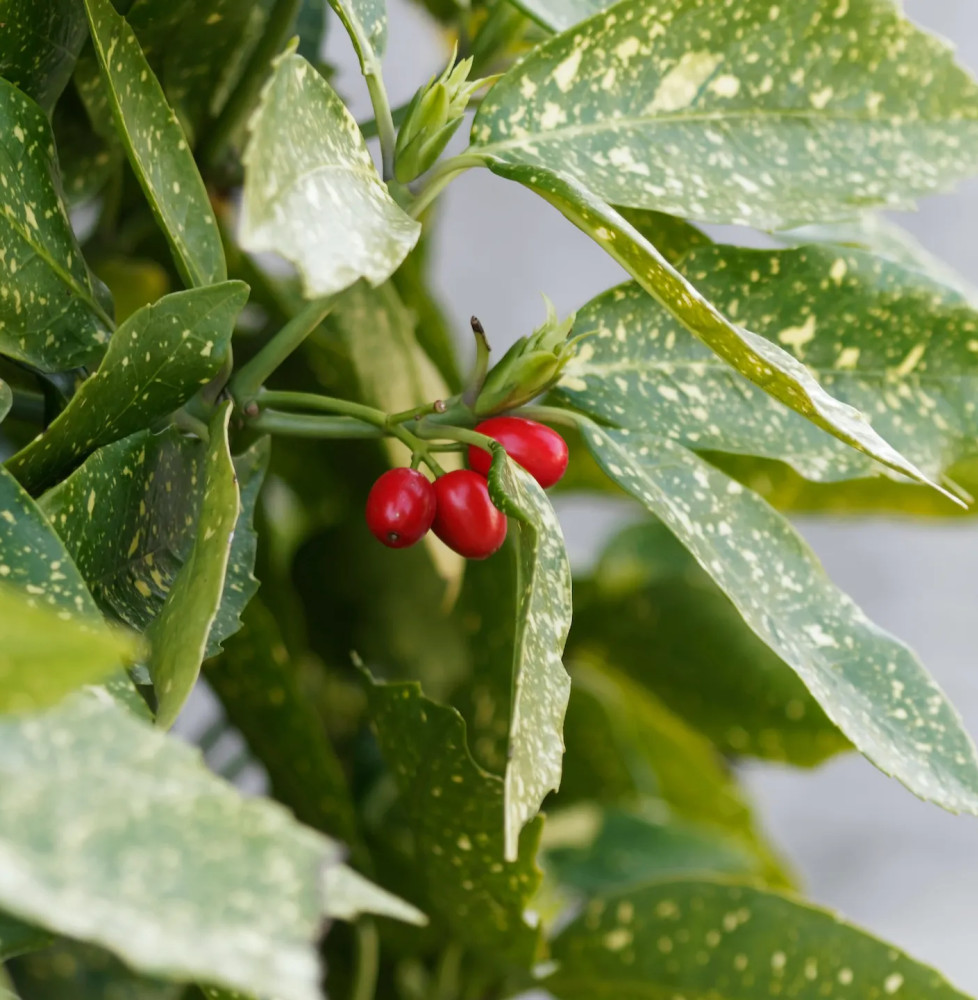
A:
[365, 61, 397, 181]
[517, 403, 582, 429]
[229, 297, 335, 406]
[351, 920, 380, 1000]
[248, 410, 383, 439]
[414, 419, 498, 453]
[199, 0, 301, 168]
[409, 153, 485, 219]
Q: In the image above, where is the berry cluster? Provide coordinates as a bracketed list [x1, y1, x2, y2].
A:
[365, 417, 568, 559]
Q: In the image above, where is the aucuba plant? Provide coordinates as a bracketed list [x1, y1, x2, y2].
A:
[3, 0, 978, 997]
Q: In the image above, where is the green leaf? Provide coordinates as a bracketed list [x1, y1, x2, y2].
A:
[508, 0, 610, 33]
[240, 46, 420, 298]
[326, 0, 387, 65]
[324, 865, 426, 925]
[7, 281, 248, 492]
[206, 598, 358, 843]
[0, 79, 112, 371]
[0, 464, 99, 618]
[545, 880, 970, 1000]
[570, 522, 848, 765]
[560, 659, 791, 886]
[0, 0, 88, 112]
[296, 0, 329, 65]
[0, 913, 50, 962]
[82, 0, 227, 287]
[487, 162, 953, 499]
[556, 245, 978, 486]
[615, 207, 712, 267]
[9, 940, 181, 1000]
[0, 382, 11, 425]
[473, 0, 978, 230]
[365, 676, 543, 965]
[543, 805, 764, 895]
[0, 692, 339, 1000]
[148, 403, 238, 728]
[486, 453, 572, 862]
[578, 420, 978, 819]
[206, 437, 268, 658]
[0, 583, 140, 713]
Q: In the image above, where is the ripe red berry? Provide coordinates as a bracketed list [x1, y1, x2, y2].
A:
[468, 416, 569, 489]
[432, 469, 507, 560]
[365, 468, 436, 549]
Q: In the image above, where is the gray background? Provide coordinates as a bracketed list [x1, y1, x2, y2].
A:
[320, 0, 978, 988]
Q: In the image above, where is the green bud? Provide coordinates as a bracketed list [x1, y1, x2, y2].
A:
[474, 298, 579, 416]
[394, 49, 492, 183]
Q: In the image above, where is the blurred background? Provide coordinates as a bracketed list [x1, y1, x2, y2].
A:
[187, 0, 978, 990]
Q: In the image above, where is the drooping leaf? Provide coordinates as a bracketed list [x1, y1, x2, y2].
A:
[487, 162, 952, 498]
[7, 281, 248, 492]
[0, 692, 339, 1000]
[0, 584, 140, 714]
[147, 403, 238, 728]
[473, 0, 978, 230]
[543, 804, 763, 896]
[556, 245, 978, 485]
[560, 659, 791, 886]
[206, 598, 358, 844]
[486, 452, 572, 862]
[365, 677, 543, 965]
[570, 522, 848, 765]
[0, 0, 88, 112]
[82, 0, 227, 287]
[326, 0, 387, 66]
[323, 865, 426, 925]
[508, 0, 610, 34]
[0, 79, 112, 371]
[240, 46, 420, 298]
[545, 880, 970, 1000]
[9, 940, 181, 1000]
[577, 420, 978, 819]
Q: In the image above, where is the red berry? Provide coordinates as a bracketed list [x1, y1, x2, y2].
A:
[468, 416, 569, 489]
[432, 469, 507, 560]
[365, 468, 436, 549]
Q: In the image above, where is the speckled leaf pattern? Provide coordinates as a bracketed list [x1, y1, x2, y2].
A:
[0, 0, 88, 112]
[545, 881, 970, 1000]
[365, 678, 543, 965]
[488, 162, 952, 498]
[562, 659, 792, 886]
[473, 0, 978, 230]
[0, 692, 339, 1000]
[510, 0, 611, 34]
[82, 0, 227, 287]
[43, 429, 267, 657]
[323, 865, 426, 925]
[147, 404, 239, 729]
[570, 523, 848, 765]
[326, 0, 387, 64]
[206, 438, 269, 658]
[7, 281, 248, 492]
[544, 806, 763, 894]
[240, 47, 420, 298]
[0, 584, 139, 714]
[558, 245, 978, 485]
[0, 80, 112, 372]
[486, 453, 572, 861]
[0, 465, 99, 618]
[579, 420, 978, 819]
[206, 599, 358, 843]
[330, 281, 462, 583]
